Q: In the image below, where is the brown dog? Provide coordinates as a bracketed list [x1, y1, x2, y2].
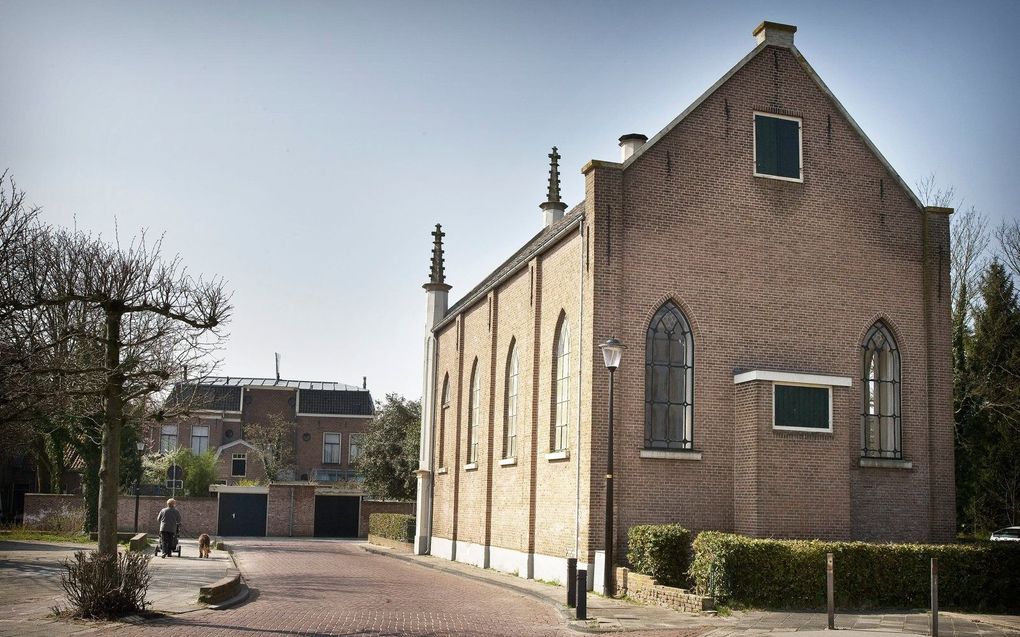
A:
[198, 533, 211, 558]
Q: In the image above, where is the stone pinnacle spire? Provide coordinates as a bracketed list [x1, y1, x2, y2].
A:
[540, 146, 567, 227]
[424, 223, 452, 291]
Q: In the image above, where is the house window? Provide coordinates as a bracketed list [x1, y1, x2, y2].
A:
[553, 318, 570, 451]
[438, 374, 449, 468]
[774, 384, 831, 431]
[645, 301, 694, 449]
[862, 322, 901, 458]
[349, 433, 364, 463]
[231, 453, 247, 477]
[160, 424, 178, 454]
[323, 433, 341, 464]
[504, 342, 519, 458]
[754, 112, 802, 181]
[191, 425, 209, 455]
[467, 359, 480, 464]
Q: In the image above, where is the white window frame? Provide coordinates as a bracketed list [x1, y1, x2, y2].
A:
[231, 453, 247, 477]
[191, 424, 209, 455]
[554, 321, 570, 452]
[323, 432, 342, 465]
[504, 343, 519, 459]
[467, 362, 480, 465]
[160, 424, 179, 454]
[752, 111, 803, 183]
[772, 382, 832, 433]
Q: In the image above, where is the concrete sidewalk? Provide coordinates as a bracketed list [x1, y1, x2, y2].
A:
[361, 543, 1020, 636]
[145, 538, 237, 613]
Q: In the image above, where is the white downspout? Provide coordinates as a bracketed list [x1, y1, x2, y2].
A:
[574, 215, 586, 564]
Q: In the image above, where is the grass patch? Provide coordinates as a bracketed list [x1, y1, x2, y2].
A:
[1, 528, 92, 544]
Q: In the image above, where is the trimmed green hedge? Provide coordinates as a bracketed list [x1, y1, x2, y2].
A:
[627, 524, 692, 587]
[691, 532, 1020, 612]
[369, 513, 415, 543]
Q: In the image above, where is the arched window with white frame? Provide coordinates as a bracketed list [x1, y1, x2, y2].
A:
[468, 359, 480, 464]
[861, 322, 901, 458]
[552, 317, 570, 451]
[504, 341, 519, 459]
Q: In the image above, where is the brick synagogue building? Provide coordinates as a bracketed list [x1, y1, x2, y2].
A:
[412, 21, 954, 587]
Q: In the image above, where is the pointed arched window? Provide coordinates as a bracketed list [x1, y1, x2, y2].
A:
[861, 322, 901, 458]
[645, 301, 694, 449]
[438, 373, 449, 468]
[468, 359, 481, 464]
[504, 341, 519, 459]
[553, 318, 570, 451]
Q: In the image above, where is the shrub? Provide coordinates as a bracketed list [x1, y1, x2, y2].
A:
[690, 531, 1020, 612]
[627, 524, 693, 587]
[180, 450, 217, 496]
[60, 550, 152, 618]
[369, 513, 415, 543]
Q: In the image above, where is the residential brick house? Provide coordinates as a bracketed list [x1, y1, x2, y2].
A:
[414, 21, 954, 588]
[149, 376, 374, 487]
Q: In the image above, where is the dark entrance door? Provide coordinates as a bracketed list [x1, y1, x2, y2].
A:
[314, 495, 360, 537]
[218, 493, 267, 536]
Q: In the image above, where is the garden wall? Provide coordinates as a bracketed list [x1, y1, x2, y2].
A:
[23, 493, 218, 537]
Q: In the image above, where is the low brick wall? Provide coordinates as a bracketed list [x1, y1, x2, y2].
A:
[616, 567, 714, 613]
[359, 500, 414, 538]
[24, 493, 219, 537]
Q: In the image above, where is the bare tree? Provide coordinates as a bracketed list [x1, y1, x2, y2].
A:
[244, 413, 295, 482]
[1, 175, 232, 555]
[997, 218, 1020, 282]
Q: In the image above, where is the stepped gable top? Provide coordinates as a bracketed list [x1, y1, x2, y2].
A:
[435, 200, 584, 331]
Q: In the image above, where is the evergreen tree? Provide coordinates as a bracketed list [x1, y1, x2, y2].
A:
[354, 394, 420, 501]
[968, 260, 1020, 530]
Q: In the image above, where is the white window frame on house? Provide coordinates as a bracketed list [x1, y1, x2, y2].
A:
[231, 453, 247, 477]
[190, 423, 208, 454]
[772, 382, 833, 433]
[467, 359, 480, 466]
[752, 111, 803, 183]
[504, 342, 519, 460]
[160, 424, 178, 454]
[349, 433, 364, 464]
[323, 432, 341, 464]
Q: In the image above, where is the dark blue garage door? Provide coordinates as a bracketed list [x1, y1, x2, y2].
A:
[314, 495, 360, 537]
[218, 493, 267, 536]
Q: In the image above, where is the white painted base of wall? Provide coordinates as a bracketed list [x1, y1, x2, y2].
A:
[427, 537, 588, 588]
[593, 550, 606, 595]
[488, 545, 533, 579]
[430, 536, 455, 560]
[454, 540, 488, 569]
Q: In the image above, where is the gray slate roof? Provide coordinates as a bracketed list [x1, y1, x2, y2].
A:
[438, 200, 585, 330]
[195, 376, 365, 391]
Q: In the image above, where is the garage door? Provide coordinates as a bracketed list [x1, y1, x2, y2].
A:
[218, 493, 267, 536]
[314, 495, 360, 537]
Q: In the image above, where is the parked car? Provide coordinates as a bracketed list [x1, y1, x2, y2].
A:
[989, 526, 1020, 542]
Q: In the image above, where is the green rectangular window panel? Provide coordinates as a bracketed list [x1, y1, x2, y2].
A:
[755, 114, 800, 179]
[774, 384, 829, 429]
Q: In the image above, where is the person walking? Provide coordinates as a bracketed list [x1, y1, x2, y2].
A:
[157, 498, 182, 558]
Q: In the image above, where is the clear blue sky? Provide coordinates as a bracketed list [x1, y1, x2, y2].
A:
[2, 1, 1018, 399]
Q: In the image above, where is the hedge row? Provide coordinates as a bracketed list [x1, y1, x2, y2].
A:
[627, 524, 692, 588]
[690, 531, 1020, 612]
[369, 513, 415, 543]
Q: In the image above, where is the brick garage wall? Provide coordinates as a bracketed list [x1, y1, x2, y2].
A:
[267, 484, 315, 536]
[24, 493, 218, 537]
[360, 500, 414, 538]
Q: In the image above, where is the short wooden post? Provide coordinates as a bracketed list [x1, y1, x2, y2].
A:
[576, 569, 588, 620]
[931, 558, 939, 637]
[567, 557, 577, 608]
[826, 552, 835, 630]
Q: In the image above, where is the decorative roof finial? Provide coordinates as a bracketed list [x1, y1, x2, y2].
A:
[540, 146, 567, 227]
[547, 146, 562, 203]
[424, 223, 452, 291]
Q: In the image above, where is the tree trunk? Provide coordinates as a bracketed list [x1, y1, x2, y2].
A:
[97, 308, 123, 556]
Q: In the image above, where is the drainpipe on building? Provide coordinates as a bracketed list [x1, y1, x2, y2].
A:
[289, 486, 294, 537]
[574, 215, 586, 566]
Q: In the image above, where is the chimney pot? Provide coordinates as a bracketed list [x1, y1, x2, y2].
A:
[753, 21, 796, 47]
[619, 134, 648, 161]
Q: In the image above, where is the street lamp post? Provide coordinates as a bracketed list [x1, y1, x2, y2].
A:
[134, 440, 145, 533]
[599, 338, 626, 597]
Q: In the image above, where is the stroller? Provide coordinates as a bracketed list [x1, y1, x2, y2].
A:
[155, 523, 182, 557]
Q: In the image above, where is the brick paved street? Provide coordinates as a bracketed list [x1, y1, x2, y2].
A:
[107, 538, 576, 636]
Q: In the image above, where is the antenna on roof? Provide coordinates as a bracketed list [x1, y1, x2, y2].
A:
[363, 376, 367, 390]
[275, 353, 281, 381]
